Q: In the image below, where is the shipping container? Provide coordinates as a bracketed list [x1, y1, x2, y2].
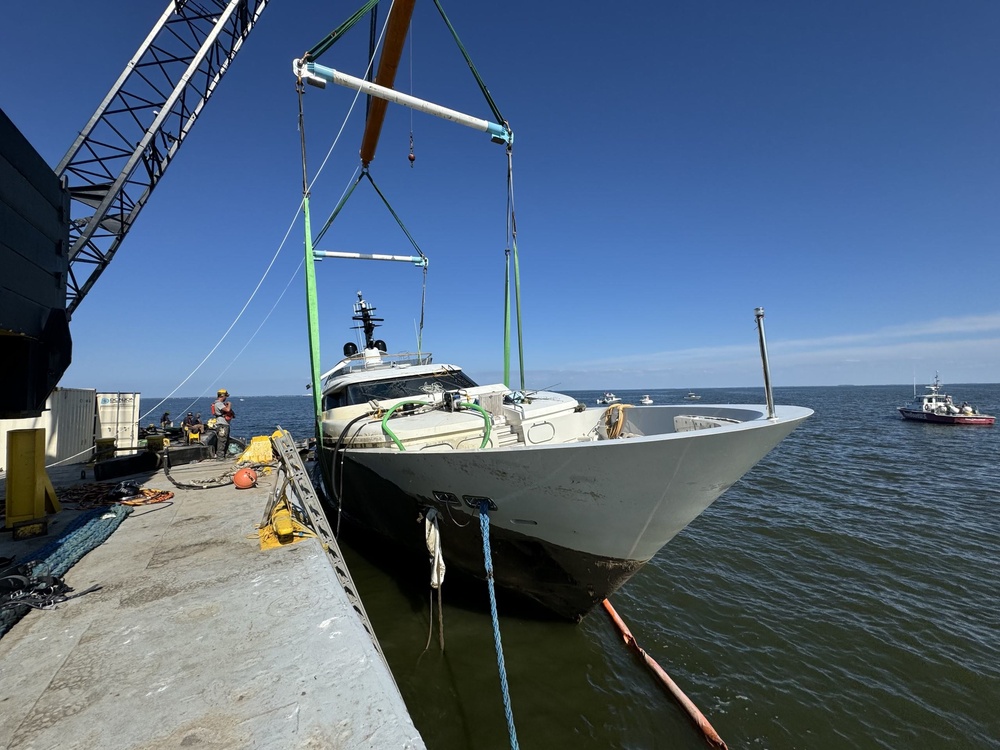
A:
[0, 388, 96, 473]
[95, 392, 142, 456]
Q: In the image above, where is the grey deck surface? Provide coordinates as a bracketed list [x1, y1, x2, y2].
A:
[0, 459, 425, 749]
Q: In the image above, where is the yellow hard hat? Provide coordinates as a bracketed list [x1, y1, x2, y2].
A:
[217, 388, 229, 396]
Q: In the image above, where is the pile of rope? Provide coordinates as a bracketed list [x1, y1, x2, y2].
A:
[1, 563, 99, 617]
[57, 481, 174, 510]
[121, 488, 174, 506]
[604, 403, 633, 439]
[159, 451, 273, 491]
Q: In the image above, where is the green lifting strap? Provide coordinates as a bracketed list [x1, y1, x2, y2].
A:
[313, 173, 364, 247]
[304, 0, 382, 62]
[503, 143, 524, 390]
[311, 169, 429, 354]
[296, 80, 323, 427]
[361, 170, 427, 262]
[432, 0, 507, 129]
[503, 249, 511, 387]
[313, 170, 426, 265]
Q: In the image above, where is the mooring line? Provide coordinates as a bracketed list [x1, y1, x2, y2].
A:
[479, 500, 519, 750]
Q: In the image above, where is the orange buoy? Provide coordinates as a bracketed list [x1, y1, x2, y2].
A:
[233, 468, 258, 489]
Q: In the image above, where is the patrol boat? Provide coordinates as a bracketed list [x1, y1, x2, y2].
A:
[317, 294, 812, 621]
[898, 374, 995, 425]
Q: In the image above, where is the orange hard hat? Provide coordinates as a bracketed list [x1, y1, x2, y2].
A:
[233, 468, 258, 489]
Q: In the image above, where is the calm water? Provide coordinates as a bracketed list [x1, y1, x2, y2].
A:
[151, 386, 1000, 749]
[142, 395, 317, 444]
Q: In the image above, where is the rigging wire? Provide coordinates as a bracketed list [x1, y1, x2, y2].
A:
[138, 211, 300, 425]
[365, 1, 378, 122]
[507, 141, 525, 391]
[140, 9, 393, 425]
[408, 17, 415, 167]
[181, 257, 307, 417]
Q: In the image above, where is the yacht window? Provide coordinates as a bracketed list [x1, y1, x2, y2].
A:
[324, 370, 479, 409]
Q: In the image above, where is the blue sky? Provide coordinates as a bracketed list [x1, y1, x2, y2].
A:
[3, 1, 998, 396]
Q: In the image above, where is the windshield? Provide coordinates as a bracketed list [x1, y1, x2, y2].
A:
[324, 369, 479, 409]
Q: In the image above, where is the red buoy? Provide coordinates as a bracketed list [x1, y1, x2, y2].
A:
[234, 468, 258, 489]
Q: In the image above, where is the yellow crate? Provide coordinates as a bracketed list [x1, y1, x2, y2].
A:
[238, 435, 272, 463]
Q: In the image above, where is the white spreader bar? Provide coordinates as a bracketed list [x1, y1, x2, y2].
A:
[294, 59, 511, 145]
[314, 249, 428, 267]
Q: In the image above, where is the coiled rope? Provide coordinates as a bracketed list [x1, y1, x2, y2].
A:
[604, 403, 633, 439]
[479, 500, 519, 750]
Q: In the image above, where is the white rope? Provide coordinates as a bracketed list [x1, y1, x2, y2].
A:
[0, 11, 399, 481]
[139, 8, 393, 424]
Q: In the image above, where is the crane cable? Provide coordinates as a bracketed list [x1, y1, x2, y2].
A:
[140, 3, 389, 427]
[426, 0, 521, 387]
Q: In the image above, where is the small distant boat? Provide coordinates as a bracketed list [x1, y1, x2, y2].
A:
[596, 392, 622, 405]
[639, 395, 653, 405]
[683, 392, 701, 401]
[898, 374, 995, 425]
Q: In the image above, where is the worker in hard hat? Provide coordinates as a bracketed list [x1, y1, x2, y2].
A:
[211, 389, 235, 459]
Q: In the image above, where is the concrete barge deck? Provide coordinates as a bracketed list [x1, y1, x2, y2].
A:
[0, 455, 425, 749]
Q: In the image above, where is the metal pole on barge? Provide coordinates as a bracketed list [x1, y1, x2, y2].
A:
[754, 307, 776, 419]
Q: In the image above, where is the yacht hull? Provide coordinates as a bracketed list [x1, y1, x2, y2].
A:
[320, 404, 811, 620]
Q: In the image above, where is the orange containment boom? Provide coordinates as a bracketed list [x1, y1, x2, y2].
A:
[602, 599, 729, 750]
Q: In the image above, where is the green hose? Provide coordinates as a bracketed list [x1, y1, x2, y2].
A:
[380, 398, 493, 451]
[380, 400, 433, 451]
[457, 401, 493, 449]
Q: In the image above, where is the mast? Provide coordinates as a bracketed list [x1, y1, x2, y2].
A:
[352, 292, 383, 349]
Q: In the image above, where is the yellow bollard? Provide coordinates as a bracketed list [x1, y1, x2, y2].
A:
[94, 437, 116, 461]
[4, 428, 61, 537]
[145, 435, 169, 453]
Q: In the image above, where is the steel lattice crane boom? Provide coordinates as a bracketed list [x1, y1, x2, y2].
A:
[56, 0, 273, 317]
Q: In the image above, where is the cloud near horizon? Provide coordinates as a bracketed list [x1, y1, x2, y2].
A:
[517, 313, 1000, 388]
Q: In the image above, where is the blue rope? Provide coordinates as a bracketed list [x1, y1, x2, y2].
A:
[26, 504, 132, 576]
[479, 500, 519, 750]
[1, 504, 133, 638]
